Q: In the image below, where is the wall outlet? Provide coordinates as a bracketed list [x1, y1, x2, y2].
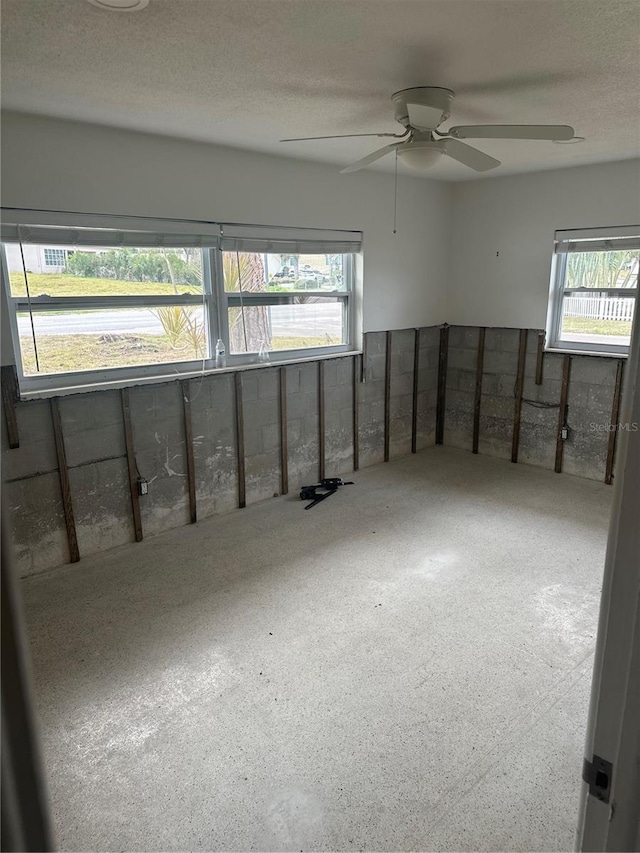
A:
[137, 477, 148, 496]
[561, 426, 570, 441]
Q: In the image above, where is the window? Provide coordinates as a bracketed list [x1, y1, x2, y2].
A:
[219, 252, 351, 356]
[1, 212, 360, 393]
[547, 226, 639, 355]
[43, 247, 67, 267]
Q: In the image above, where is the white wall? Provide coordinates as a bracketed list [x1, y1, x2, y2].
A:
[448, 159, 640, 328]
[0, 111, 450, 336]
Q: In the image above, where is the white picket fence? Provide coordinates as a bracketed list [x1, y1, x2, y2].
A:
[564, 295, 635, 322]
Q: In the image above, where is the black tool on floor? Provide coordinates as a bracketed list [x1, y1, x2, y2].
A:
[300, 477, 354, 510]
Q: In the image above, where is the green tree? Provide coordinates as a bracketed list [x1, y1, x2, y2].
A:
[567, 250, 638, 289]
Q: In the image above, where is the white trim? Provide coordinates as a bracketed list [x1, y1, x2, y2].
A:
[555, 225, 640, 241]
[555, 237, 640, 254]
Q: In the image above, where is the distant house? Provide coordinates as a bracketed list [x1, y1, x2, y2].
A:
[4, 244, 75, 274]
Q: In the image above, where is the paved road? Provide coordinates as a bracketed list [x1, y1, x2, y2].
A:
[18, 304, 343, 338]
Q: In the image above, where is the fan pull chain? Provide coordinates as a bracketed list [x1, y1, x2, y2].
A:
[393, 149, 398, 234]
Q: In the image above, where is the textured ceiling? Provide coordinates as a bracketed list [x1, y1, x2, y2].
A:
[1, 0, 639, 180]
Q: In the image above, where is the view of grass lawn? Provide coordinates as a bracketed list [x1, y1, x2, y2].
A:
[562, 316, 633, 336]
[9, 272, 199, 298]
[20, 333, 341, 374]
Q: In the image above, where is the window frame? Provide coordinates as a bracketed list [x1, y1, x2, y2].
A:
[546, 226, 640, 357]
[0, 217, 358, 394]
[213, 249, 354, 365]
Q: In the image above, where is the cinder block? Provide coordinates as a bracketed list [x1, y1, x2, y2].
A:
[285, 366, 301, 393]
[446, 366, 460, 391]
[257, 368, 279, 400]
[497, 374, 518, 397]
[243, 422, 263, 456]
[483, 349, 518, 375]
[448, 346, 477, 371]
[458, 370, 476, 394]
[447, 325, 467, 348]
[322, 359, 338, 388]
[364, 331, 387, 357]
[4, 400, 57, 481]
[568, 381, 590, 408]
[485, 327, 522, 352]
[570, 356, 619, 387]
[240, 373, 259, 402]
[419, 326, 441, 349]
[481, 373, 499, 396]
[391, 372, 413, 398]
[336, 357, 353, 386]
[481, 394, 514, 420]
[5, 472, 68, 576]
[287, 389, 317, 421]
[368, 353, 387, 381]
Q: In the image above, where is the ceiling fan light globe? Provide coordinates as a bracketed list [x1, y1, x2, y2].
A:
[398, 147, 443, 170]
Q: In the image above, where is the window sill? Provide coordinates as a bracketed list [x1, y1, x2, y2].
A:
[16, 349, 363, 400]
[544, 346, 628, 359]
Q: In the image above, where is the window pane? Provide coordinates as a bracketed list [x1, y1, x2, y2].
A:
[17, 306, 207, 375]
[560, 249, 638, 347]
[228, 299, 344, 354]
[5, 244, 203, 296]
[560, 294, 636, 347]
[565, 250, 638, 290]
[223, 252, 349, 293]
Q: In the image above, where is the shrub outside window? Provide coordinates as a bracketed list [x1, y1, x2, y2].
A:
[547, 227, 639, 355]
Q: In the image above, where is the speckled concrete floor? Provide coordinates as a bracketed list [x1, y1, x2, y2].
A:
[21, 446, 610, 852]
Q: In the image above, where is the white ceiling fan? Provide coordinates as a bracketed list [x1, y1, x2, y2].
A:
[281, 87, 577, 173]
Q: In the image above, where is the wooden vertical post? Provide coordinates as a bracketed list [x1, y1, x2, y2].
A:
[181, 379, 197, 524]
[1, 365, 20, 449]
[472, 327, 485, 454]
[234, 372, 246, 508]
[411, 328, 420, 454]
[353, 354, 360, 471]
[318, 360, 325, 480]
[121, 388, 143, 542]
[279, 366, 288, 495]
[436, 325, 449, 445]
[50, 398, 80, 563]
[384, 330, 392, 462]
[605, 360, 624, 485]
[511, 329, 528, 463]
[535, 331, 545, 385]
[555, 355, 571, 474]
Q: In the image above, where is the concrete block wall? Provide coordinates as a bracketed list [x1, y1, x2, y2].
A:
[388, 329, 416, 460]
[4, 322, 619, 577]
[443, 325, 624, 482]
[358, 332, 387, 469]
[323, 357, 356, 476]
[2, 329, 441, 577]
[417, 326, 441, 450]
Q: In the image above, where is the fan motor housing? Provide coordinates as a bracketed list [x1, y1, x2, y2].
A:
[391, 87, 454, 130]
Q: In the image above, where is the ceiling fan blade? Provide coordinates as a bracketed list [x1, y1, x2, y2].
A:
[340, 143, 401, 174]
[448, 124, 575, 141]
[406, 102, 446, 130]
[442, 139, 501, 172]
[281, 132, 402, 142]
